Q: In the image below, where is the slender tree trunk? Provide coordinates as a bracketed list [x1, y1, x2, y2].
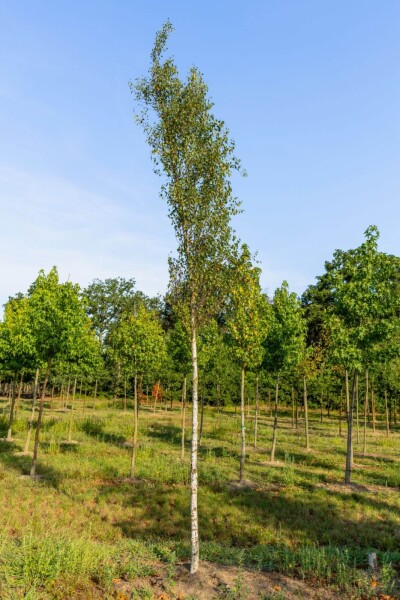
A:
[304, 376, 310, 452]
[66, 378, 71, 412]
[189, 310, 199, 575]
[23, 368, 40, 454]
[385, 390, 390, 436]
[291, 387, 295, 429]
[345, 370, 354, 466]
[15, 372, 23, 416]
[268, 389, 272, 417]
[123, 379, 127, 413]
[372, 384, 376, 433]
[83, 386, 87, 414]
[345, 371, 358, 484]
[181, 376, 187, 460]
[356, 379, 360, 444]
[363, 370, 368, 455]
[6, 378, 16, 441]
[239, 364, 246, 481]
[30, 359, 52, 478]
[339, 388, 343, 437]
[254, 375, 259, 448]
[394, 397, 397, 426]
[93, 379, 98, 410]
[270, 375, 279, 462]
[295, 390, 298, 430]
[199, 386, 205, 447]
[130, 374, 138, 478]
[320, 393, 323, 423]
[67, 376, 77, 442]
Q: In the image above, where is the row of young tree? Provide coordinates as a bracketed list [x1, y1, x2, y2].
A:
[1, 226, 399, 477]
[2, 21, 400, 576]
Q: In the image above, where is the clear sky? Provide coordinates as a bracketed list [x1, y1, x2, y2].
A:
[1, 1, 399, 307]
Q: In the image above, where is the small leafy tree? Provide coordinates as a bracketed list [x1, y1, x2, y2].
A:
[27, 267, 93, 477]
[132, 21, 242, 573]
[227, 245, 268, 481]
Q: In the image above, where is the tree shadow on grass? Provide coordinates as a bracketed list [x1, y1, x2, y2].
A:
[0, 443, 62, 487]
[98, 472, 400, 553]
[146, 423, 182, 447]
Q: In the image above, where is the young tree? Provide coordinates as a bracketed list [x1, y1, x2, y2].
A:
[0, 295, 36, 441]
[131, 21, 243, 573]
[264, 281, 306, 460]
[27, 267, 93, 478]
[111, 305, 166, 478]
[227, 245, 268, 480]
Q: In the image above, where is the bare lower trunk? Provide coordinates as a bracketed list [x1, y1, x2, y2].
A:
[339, 389, 343, 437]
[291, 387, 295, 429]
[356, 381, 360, 444]
[23, 368, 40, 454]
[67, 376, 77, 442]
[345, 371, 357, 484]
[6, 378, 16, 441]
[190, 311, 199, 575]
[93, 379, 98, 410]
[363, 370, 368, 455]
[304, 376, 310, 451]
[345, 370, 353, 465]
[15, 373, 23, 416]
[239, 365, 246, 481]
[270, 376, 279, 462]
[181, 376, 187, 460]
[123, 379, 127, 413]
[30, 359, 51, 478]
[385, 390, 390, 436]
[199, 386, 205, 447]
[254, 376, 259, 448]
[371, 384, 376, 433]
[130, 375, 138, 478]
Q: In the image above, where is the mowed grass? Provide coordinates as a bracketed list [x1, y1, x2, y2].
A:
[0, 395, 399, 598]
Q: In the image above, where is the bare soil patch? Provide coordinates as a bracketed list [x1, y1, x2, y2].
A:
[113, 561, 337, 599]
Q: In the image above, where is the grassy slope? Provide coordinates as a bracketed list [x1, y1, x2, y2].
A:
[0, 395, 399, 598]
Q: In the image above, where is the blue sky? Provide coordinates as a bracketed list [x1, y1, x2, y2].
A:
[1, 1, 399, 306]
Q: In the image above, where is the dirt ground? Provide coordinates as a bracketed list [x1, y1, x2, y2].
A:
[112, 561, 339, 599]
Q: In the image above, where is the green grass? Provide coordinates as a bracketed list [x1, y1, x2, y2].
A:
[0, 396, 399, 598]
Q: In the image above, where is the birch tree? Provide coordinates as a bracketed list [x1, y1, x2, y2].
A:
[131, 21, 243, 573]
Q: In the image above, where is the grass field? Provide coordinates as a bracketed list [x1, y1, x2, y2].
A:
[0, 395, 399, 599]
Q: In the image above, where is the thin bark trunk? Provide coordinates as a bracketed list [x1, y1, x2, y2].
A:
[339, 388, 343, 437]
[385, 390, 390, 436]
[372, 384, 376, 433]
[254, 376, 259, 448]
[295, 390, 298, 430]
[345, 370, 353, 466]
[363, 370, 368, 455]
[6, 378, 16, 441]
[181, 376, 187, 460]
[270, 375, 279, 462]
[30, 359, 51, 478]
[123, 379, 127, 413]
[93, 379, 98, 410]
[199, 386, 205, 447]
[304, 376, 310, 452]
[189, 310, 199, 575]
[345, 371, 358, 484]
[23, 368, 40, 454]
[291, 387, 295, 429]
[239, 364, 246, 481]
[356, 379, 360, 444]
[15, 372, 23, 416]
[67, 376, 77, 442]
[130, 375, 138, 478]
